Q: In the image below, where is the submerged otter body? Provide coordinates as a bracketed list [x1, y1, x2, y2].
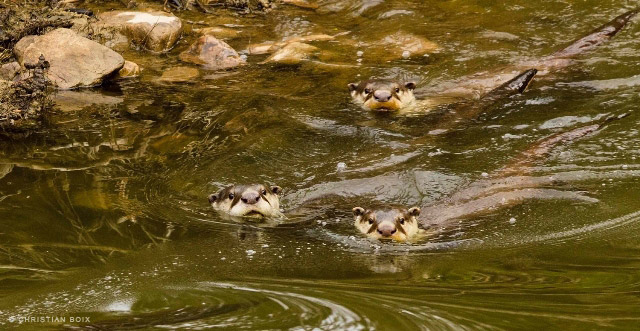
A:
[208, 184, 283, 219]
[352, 206, 422, 242]
[348, 80, 416, 111]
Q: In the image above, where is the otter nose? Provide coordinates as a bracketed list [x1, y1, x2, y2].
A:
[241, 192, 261, 205]
[377, 223, 397, 237]
[374, 90, 392, 102]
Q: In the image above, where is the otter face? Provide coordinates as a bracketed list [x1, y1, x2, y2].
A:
[348, 79, 416, 112]
[208, 184, 283, 219]
[352, 206, 421, 242]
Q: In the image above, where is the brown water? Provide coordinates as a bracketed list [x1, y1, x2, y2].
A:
[2, 0, 640, 329]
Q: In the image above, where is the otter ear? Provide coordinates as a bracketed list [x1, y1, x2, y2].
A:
[404, 82, 416, 90]
[208, 194, 218, 204]
[352, 207, 365, 217]
[270, 185, 282, 194]
[408, 207, 420, 217]
[348, 83, 358, 92]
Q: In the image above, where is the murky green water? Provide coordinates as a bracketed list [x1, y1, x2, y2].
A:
[2, 0, 640, 329]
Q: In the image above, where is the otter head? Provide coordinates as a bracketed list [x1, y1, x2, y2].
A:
[352, 206, 421, 242]
[208, 184, 283, 219]
[348, 79, 416, 112]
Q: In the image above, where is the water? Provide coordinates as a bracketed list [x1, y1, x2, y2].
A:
[2, 0, 640, 329]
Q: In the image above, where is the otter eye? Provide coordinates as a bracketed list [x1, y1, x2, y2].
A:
[261, 189, 267, 195]
[400, 218, 405, 225]
[395, 88, 400, 93]
[228, 193, 234, 200]
[364, 88, 371, 94]
[368, 218, 374, 225]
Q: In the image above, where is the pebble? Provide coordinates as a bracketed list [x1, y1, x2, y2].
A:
[356, 50, 363, 57]
[246, 249, 256, 256]
[336, 162, 347, 172]
[481, 172, 489, 177]
[402, 50, 411, 58]
[509, 217, 516, 224]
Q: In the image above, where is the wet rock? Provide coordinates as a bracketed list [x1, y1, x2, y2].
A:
[0, 62, 20, 81]
[13, 28, 124, 89]
[98, 11, 183, 52]
[480, 30, 519, 41]
[248, 34, 334, 55]
[282, 0, 319, 9]
[373, 32, 438, 60]
[158, 66, 199, 82]
[115, 60, 140, 79]
[179, 35, 245, 70]
[262, 42, 318, 64]
[195, 26, 241, 40]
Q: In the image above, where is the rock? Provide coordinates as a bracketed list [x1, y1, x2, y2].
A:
[196, 26, 241, 40]
[248, 43, 279, 55]
[282, 0, 319, 9]
[373, 32, 438, 60]
[248, 34, 334, 55]
[263, 42, 318, 64]
[179, 35, 245, 70]
[158, 66, 199, 82]
[115, 60, 140, 79]
[0, 62, 20, 81]
[98, 11, 183, 52]
[13, 28, 124, 89]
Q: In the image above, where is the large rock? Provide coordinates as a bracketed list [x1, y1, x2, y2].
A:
[13, 28, 125, 89]
[179, 35, 245, 70]
[98, 11, 183, 52]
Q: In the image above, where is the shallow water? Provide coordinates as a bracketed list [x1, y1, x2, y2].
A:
[2, 0, 640, 329]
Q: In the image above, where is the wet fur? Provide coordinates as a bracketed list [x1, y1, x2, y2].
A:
[349, 80, 416, 111]
[352, 206, 422, 242]
[208, 184, 283, 219]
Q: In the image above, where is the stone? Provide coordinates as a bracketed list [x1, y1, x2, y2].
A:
[282, 0, 319, 9]
[263, 42, 318, 65]
[13, 28, 125, 89]
[115, 60, 140, 79]
[196, 26, 241, 40]
[374, 32, 438, 60]
[158, 66, 199, 82]
[0, 62, 20, 81]
[98, 11, 183, 52]
[179, 35, 245, 70]
[247, 34, 334, 55]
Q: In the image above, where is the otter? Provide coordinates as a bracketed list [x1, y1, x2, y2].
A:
[348, 80, 416, 111]
[352, 206, 422, 242]
[208, 184, 283, 219]
[350, 9, 638, 112]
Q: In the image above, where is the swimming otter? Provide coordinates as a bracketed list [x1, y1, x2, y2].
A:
[208, 184, 283, 219]
[350, 9, 638, 112]
[350, 114, 628, 241]
[352, 206, 422, 241]
[348, 80, 416, 111]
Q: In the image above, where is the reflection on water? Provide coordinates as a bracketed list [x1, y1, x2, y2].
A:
[2, 0, 640, 329]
